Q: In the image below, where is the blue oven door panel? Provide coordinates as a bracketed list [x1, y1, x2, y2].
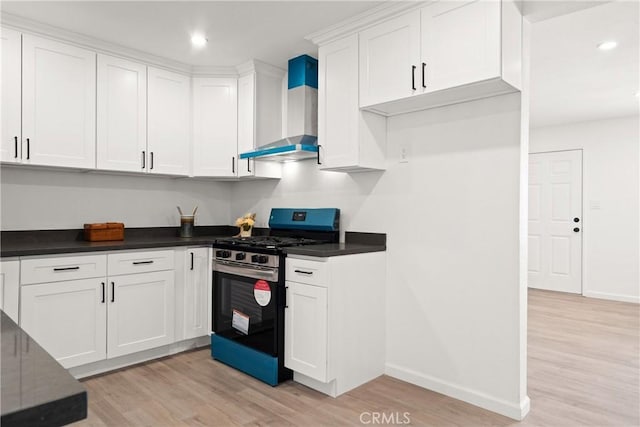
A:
[211, 334, 279, 386]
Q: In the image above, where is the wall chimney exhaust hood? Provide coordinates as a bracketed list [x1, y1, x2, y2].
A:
[239, 55, 318, 162]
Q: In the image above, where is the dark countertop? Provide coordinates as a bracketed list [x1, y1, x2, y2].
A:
[0, 226, 237, 257]
[0, 311, 87, 427]
[1, 228, 385, 258]
[284, 232, 386, 257]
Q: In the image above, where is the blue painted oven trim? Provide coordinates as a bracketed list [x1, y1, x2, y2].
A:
[211, 334, 279, 386]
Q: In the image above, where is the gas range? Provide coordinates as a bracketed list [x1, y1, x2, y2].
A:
[210, 208, 340, 386]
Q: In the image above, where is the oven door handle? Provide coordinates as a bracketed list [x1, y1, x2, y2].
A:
[214, 262, 279, 282]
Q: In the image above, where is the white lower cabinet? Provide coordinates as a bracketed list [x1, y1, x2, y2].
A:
[21, 278, 107, 368]
[285, 281, 329, 381]
[284, 252, 386, 397]
[19, 249, 178, 369]
[107, 270, 175, 358]
[182, 247, 211, 340]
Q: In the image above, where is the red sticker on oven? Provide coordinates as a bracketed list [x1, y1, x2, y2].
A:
[254, 280, 271, 307]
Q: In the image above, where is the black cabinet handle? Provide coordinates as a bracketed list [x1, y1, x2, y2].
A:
[133, 260, 154, 265]
[26, 138, 30, 159]
[53, 266, 80, 272]
[111, 282, 115, 302]
[573, 217, 580, 223]
[573, 227, 580, 233]
[190, 252, 194, 270]
[294, 269, 313, 275]
[14, 136, 18, 158]
[150, 152, 154, 170]
[232, 157, 235, 174]
[317, 145, 322, 165]
[247, 158, 251, 173]
[101, 282, 105, 303]
[411, 65, 416, 90]
[284, 286, 288, 308]
[422, 62, 427, 88]
[142, 151, 146, 169]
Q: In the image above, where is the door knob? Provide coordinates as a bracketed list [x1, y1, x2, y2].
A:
[573, 227, 580, 232]
[573, 217, 580, 223]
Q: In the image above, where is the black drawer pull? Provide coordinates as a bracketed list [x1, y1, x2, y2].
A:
[53, 266, 80, 271]
[111, 282, 115, 302]
[26, 138, 30, 160]
[294, 269, 313, 275]
[190, 252, 194, 270]
[101, 282, 105, 303]
[133, 260, 154, 265]
[14, 136, 18, 158]
[142, 150, 146, 169]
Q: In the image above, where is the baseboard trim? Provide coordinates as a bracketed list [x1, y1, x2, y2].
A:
[385, 363, 530, 420]
[583, 291, 639, 304]
[69, 336, 210, 379]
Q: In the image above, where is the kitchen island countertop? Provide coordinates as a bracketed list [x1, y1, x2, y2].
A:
[0, 310, 87, 427]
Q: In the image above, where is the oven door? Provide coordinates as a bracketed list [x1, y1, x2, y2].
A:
[213, 262, 280, 356]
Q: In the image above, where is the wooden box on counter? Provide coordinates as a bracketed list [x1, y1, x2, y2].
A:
[83, 223, 124, 242]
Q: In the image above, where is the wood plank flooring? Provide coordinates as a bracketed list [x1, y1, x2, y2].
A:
[76, 289, 639, 426]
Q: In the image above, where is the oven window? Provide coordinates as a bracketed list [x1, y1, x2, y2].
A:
[213, 272, 277, 356]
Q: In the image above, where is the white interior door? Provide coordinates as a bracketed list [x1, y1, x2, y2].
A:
[528, 150, 583, 293]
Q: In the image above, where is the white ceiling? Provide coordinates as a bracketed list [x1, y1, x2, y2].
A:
[2, 1, 637, 128]
[1, 1, 381, 68]
[529, 0, 639, 128]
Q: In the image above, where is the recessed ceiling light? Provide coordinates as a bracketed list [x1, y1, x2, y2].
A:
[597, 40, 618, 51]
[191, 35, 208, 48]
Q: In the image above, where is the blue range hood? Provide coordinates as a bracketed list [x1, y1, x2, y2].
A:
[240, 55, 318, 162]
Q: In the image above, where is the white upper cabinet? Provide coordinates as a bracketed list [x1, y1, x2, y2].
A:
[1, 28, 22, 163]
[22, 35, 96, 168]
[192, 77, 238, 177]
[147, 67, 190, 176]
[236, 63, 283, 179]
[359, 12, 421, 107]
[358, 0, 522, 115]
[97, 54, 147, 172]
[318, 34, 386, 172]
[421, 0, 500, 93]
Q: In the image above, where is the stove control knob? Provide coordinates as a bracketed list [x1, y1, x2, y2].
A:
[251, 255, 269, 264]
[216, 250, 231, 258]
[235, 252, 246, 261]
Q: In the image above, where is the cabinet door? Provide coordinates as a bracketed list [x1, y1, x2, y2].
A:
[318, 34, 359, 170]
[421, 0, 501, 93]
[236, 73, 255, 178]
[1, 28, 21, 163]
[97, 54, 147, 172]
[147, 67, 190, 176]
[192, 77, 237, 177]
[22, 35, 96, 168]
[359, 11, 421, 107]
[20, 279, 107, 368]
[183, 248, 210, 339]
[284, 281, 328, 382]
[0, 260, 20, 323]
[107, 270, 175, 358]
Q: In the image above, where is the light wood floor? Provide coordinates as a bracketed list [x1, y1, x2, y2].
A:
[76, 289, 639, 426]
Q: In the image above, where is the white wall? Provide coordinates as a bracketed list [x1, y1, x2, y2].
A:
[530, 116, 640, 303]
[231, 93, 528, 419]
[0, 167, 232, 230]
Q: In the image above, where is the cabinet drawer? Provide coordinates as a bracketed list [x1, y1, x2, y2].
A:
[286, 258, 328, 286]
[108, 249, 174, 276]
[21, 254, 107, 285]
